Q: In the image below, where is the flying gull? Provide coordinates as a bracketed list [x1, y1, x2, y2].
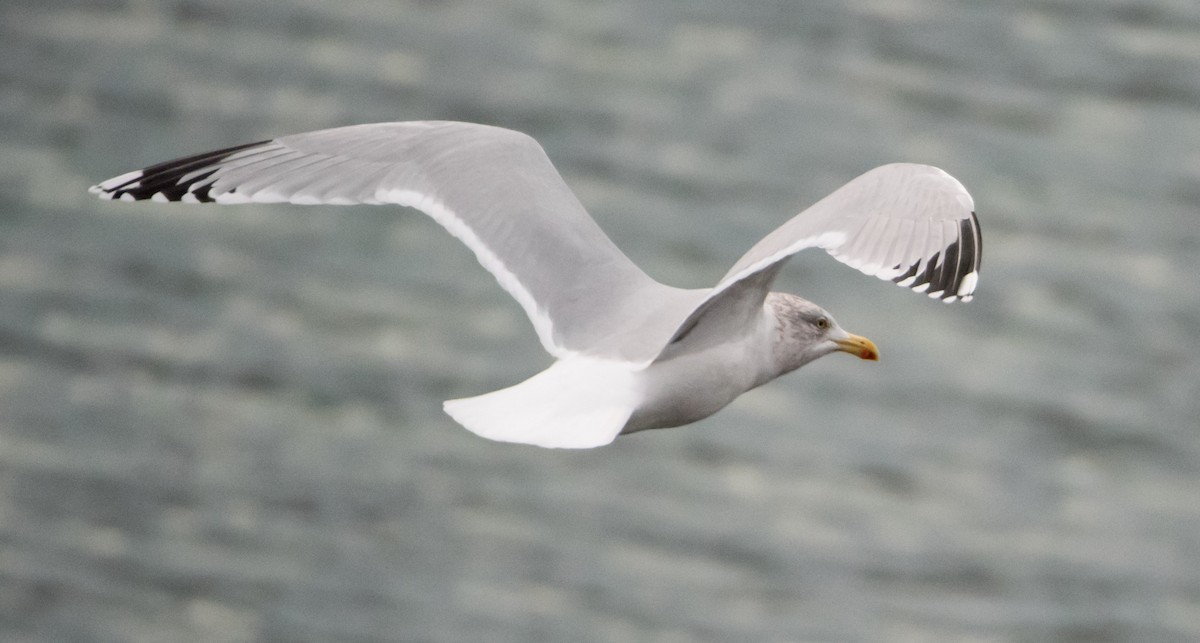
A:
[90, 121, 981, 448]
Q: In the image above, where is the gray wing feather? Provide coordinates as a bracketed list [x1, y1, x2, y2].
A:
[91, 121, 686, 361]
[724, 163, 980, 301]
[92, 131, 978, 366]
[659, 163, 981, 353]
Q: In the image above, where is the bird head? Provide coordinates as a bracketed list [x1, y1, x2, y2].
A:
[768, 293, 879, 375]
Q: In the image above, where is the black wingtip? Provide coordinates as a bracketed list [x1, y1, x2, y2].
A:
[890, 211, 982, 303]
[91, 139, 269, 202]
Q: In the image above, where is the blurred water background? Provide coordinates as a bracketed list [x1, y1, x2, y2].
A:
[2, 0, 1199, 641]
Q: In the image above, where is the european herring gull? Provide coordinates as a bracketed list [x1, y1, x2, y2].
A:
[90, 121, 981, 448]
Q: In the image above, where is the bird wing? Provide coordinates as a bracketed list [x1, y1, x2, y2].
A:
[90, 121, 683, 361]
[659, 163, 981, 355]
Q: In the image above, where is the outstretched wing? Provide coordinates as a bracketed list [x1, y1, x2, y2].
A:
[90, 121, 676, 360]
[661, 163, 981, 352]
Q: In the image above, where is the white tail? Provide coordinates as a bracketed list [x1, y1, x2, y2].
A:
[443, 357, 640, 449]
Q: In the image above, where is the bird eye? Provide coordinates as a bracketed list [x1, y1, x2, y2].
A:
[816, 317, 829, 330]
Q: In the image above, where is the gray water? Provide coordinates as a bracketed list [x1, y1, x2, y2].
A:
[2, 0, 1199, 641]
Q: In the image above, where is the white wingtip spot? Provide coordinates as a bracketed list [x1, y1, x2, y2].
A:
[957, 272, 979, 297]
[912, 282, 930, 293]
[215, 192, 252, 204]
[151, 192, 169, 203]
[119, 193, 136, 202]
[95, 169, 144, 192]
[876, 266, 901, 280]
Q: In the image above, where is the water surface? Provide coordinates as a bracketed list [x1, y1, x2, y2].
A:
[1, 1, 1198, 640]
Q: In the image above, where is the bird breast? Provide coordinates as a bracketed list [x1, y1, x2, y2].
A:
[622, 326, 776, 434]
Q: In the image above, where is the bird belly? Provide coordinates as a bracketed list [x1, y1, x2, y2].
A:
[622, 341, 766, 434]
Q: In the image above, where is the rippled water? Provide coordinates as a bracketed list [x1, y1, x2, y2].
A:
[2, 0, 1198, 641]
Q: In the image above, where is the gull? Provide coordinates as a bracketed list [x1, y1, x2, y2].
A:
[90, 121, 981, 448]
